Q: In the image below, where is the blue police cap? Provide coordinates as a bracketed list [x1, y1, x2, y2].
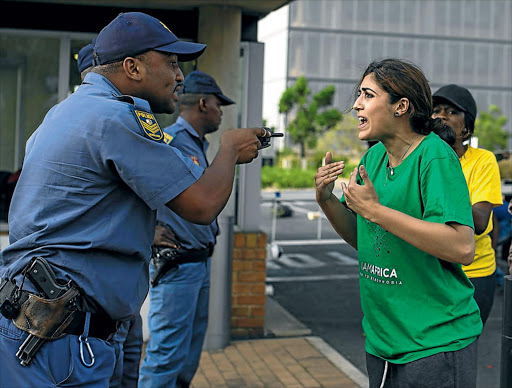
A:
[77, 42, 94, 73]
[181, 70, 235, 106]
[93, 12, 206, 65]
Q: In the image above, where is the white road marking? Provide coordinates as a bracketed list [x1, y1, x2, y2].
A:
[274, 239, 347, 245]
[278, 253, 326, 268]
[327, 251, 358, 265]
[266, 274, 358, 282]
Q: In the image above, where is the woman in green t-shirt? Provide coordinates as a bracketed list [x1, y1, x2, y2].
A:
[315, 58, 481, 388]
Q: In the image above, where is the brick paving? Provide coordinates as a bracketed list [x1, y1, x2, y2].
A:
[191, 337, 361, 388]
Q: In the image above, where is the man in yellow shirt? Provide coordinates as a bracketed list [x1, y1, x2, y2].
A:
[433, 84, 502, 326]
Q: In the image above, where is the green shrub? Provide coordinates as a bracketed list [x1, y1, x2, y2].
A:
[261, 162, 360, 189]
[261, 166, 316, 189]
[338, 160, 359, 178]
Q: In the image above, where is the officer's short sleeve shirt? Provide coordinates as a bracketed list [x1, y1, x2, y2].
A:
[0, 73, 204, 320]
[156, 117, 219, 250]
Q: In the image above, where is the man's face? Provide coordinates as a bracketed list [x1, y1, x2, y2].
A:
[432, 103, 466, 141]
[203, 95, 224, 134]
[138, 52, 184, 114]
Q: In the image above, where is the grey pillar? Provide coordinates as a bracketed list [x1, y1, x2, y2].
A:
[197, 6, 241, 350]
[237, 42, 264, 231]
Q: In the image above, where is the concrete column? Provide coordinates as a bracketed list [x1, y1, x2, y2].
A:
[198, 5, 241, 174]
[197, 5, 241, 350]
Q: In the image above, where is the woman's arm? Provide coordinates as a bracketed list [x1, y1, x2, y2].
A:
[343, 165, 475, 265]
[317, 193, 358, 249]
[315, 152, 358, 249]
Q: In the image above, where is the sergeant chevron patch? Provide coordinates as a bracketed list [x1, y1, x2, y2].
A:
[134, 110, 163, 141]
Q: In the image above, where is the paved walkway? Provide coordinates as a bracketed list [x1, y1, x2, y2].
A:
[141, 296, 368, 387]
[191, 336, 364, 388]
[189, 296, 369, 388]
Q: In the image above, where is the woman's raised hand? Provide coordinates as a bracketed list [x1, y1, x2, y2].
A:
[341, 165, 379, 219]
[315, 152, 344, 203]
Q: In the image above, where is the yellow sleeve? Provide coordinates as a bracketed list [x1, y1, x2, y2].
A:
[467, 150, 503, 207]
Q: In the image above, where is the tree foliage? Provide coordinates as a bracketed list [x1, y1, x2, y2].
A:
[474, 104, 508, 151]
[279, 76, 343, 166]
[314, 115, 367, 161]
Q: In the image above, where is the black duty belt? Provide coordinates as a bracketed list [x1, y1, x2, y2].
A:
[176, 246, 214, 264]
[150, 245, 214, 287]
[0, 279, 117, 341]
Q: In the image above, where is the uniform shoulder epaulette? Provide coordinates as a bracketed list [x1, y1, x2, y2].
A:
[163, 124, 185, 145]
[163, 132, 173, 145]
[113, 94, 164, 142]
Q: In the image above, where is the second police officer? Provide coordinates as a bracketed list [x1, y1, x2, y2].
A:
[139, 70, 235, 387]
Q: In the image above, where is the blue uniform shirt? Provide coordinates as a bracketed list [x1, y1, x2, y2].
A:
[0, 73, 204, 320]
[157, 117, 219, 250]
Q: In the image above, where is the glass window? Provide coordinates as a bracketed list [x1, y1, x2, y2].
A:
[337, 35, 356, 80]
[354, 0, 371, 31]
[340, 0, 357, 31]
[370, 37, 386, 62]
[462, 1, 478, 38]
[305, 32, 321, 77]
[477, 1, 492, 38]
[289, 0, 304, 27]
[0, 33, 60, 171]
[462, 42, 475, 85]
[288, 31, 305, 78]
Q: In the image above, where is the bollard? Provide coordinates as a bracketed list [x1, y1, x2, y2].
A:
[271, 191, 280, 242]
[501, 274, 512, 388]
[316, 206, 322, 240]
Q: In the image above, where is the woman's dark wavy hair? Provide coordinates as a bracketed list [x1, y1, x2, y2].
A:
[354, 58, 456, 147]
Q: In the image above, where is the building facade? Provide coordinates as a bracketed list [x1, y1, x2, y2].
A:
[259, 0, 512, 149]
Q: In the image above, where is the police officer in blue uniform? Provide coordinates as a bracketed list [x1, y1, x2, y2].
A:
[0, 12, 269, 387]
[139, 70, 235, 387]
[78, 41, 144, 388]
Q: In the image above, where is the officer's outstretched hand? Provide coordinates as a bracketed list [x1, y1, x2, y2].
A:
[221, 128, 270, 164]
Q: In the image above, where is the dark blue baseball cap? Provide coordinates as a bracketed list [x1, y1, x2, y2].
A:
[93, 12, 206, 65]
[181, 70, 235, 105]
[77, 42, 94, 73]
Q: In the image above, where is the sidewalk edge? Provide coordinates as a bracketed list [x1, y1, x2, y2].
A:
[306, 336, 369, 388]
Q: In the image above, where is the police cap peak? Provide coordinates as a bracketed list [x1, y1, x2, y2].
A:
[77, 42, 94, 73]
[181, 70, 235, 106]
[93, 12, 206, 65]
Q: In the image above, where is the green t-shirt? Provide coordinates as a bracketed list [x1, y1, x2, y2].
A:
[345, 132, 482, 364]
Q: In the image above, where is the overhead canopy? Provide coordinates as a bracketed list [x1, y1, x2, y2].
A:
[7, 0, 291, 17]
[3, 0, 292, 41]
